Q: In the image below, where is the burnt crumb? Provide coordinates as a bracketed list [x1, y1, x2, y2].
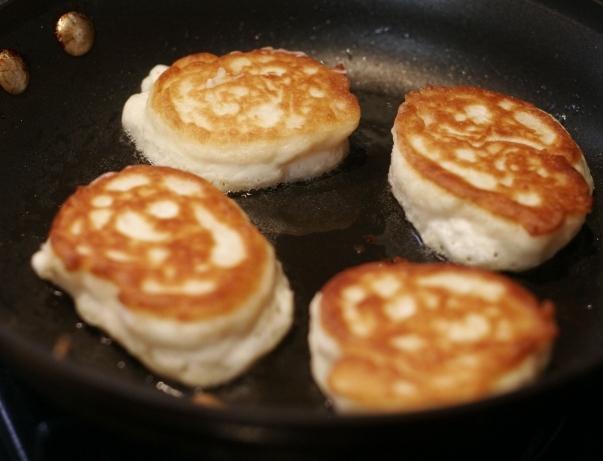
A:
[192, 391, 224, 408]
[385, 255, 405, 264]
[52, 334, 71, 360]
[362, 234, 377, 244]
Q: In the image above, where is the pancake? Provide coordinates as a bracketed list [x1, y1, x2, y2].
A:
[32, 165, 294, 387]
[309, 260, 557, 413]
[122, 47, 361, 192]
[388, 86, 593, 271]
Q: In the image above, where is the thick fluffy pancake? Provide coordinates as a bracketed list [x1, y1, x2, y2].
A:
[389, 86, 593, 271]
[32, 165, 293, 387]
[122, 47, 360, 192]
[309, 261, 556, 413]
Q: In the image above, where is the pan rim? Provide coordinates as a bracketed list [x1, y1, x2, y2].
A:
[1, 0, 603, 433]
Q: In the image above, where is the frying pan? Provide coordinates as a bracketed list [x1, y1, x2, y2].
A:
[1, 0, 603, 457]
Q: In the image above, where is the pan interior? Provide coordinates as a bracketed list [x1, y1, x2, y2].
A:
[0, 0, 602, 415]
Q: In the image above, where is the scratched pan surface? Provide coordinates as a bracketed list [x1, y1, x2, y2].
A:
[1, 0, 603, 453]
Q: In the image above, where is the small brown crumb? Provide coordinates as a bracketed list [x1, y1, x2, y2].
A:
[55, 12, 95, 56]
[192, 391, 224, 408]
[0, 49, 29, 95]
[52, 334, 71, 360]
[387, 256, 405, 264]
[363, 234, 377, 244]
[353, 243, 365, 255]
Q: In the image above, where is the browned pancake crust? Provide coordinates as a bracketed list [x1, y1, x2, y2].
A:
[150, 48, 360, 144]
[49, 165, 270, 321]
[393, 86, 592, 235]
[320, 261, 556, 410]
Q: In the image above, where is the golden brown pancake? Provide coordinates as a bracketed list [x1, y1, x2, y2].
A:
[388, 86, 593, 271]
[122, 48, 361, 192]
[32, 165, 294, 386]
[309, 260, 556, 412]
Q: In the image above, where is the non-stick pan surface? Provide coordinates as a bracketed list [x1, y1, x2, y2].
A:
[1, 0, 603, 450]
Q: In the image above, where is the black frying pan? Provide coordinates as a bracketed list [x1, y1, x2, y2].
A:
[1, 0, 603, 457]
